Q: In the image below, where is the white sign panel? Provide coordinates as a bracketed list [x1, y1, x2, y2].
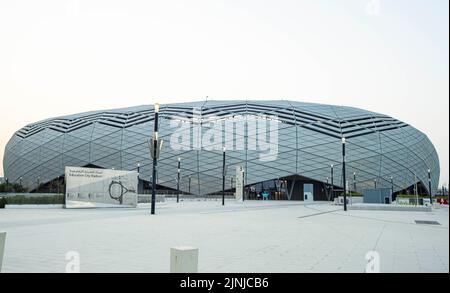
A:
[235, 166, 244, 202]
[65, 166, 138, 208]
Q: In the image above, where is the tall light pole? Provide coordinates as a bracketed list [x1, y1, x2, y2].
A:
[151, 103, 160, 215]
[136, 163, 141, 194]
[374, 179, 377, 189]
[414, 174, 418, 206]
[188, 176, 191, 194]
[342, 137, 347, 211]
[37, 176, 40, 193]
[222, 146, 226, 206]
[177, 157, 181, 203]
[390, 176, 394, 198]
[353, 172, 356, 194]
[331, 164, 334, 201]
[428, 169, 432, 206]
[242, 170, 246, 202]
[60, 175, 66, 206]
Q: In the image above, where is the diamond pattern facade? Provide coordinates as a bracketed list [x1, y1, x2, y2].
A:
[3, 100, 440, 196]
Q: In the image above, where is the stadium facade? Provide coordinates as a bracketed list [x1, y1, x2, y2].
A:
[2, 100, 440, 200]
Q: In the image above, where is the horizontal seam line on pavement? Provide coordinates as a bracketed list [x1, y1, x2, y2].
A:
[199, 204, 307, 214]
[297, 208, 342, 219]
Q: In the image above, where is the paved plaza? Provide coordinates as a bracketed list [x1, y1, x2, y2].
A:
[0, 200, 448, 273]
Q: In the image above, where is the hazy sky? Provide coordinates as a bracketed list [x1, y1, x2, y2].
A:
[0, 0, 448, 185]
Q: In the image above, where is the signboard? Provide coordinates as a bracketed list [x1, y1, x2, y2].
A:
[235, 166, 244, 202]
[65, 166, 138, 208]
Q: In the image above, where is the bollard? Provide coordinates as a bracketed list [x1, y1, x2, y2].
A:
[170, 246, 198, 273]
[0, 231, 6, 272]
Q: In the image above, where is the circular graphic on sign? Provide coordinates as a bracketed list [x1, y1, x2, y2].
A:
[108, 180, 135, 204]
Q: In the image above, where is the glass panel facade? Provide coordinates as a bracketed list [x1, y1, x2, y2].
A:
[2, 101, 440, 197]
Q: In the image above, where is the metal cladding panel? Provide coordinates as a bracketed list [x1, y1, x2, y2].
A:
[3, 101, 440, 195]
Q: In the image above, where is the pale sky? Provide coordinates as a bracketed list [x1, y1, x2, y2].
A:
[0, 0, 448, 186]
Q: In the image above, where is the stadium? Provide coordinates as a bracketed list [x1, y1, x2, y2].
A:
[2, 100, 440, 200]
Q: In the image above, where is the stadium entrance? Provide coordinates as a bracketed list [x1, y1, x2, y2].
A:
[246, 175, 331, 201]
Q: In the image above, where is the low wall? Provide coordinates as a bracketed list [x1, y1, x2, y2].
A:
[396, 198, 431, 206]
[335, 196, 363, 205]
[349, 204, 431, 212]
[5, 204, 64, 209]
[138, 194, 166, 203]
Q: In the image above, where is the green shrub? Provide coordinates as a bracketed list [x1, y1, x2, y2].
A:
[4, 195, 64, 205]
[0, 197, 6, 208]
[396, 194, 431, 199]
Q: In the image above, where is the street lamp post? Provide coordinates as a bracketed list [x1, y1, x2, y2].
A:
[188, 176, 191, 194]
[177, 157, 181, 203]
[151, 103, 160, 215]
[62, 176, 65, 196]
[414, 174, 418, 206]
[428, 169, 432, 206]
[331, 164, 334, 201]
[242, 170, 246, 202]
[342, 137, 347, 212]
[374, 179, 377, 189]
[222, 146, 226, 206]
[391, 176, 394, 197]
[137, 163, 141, 194]
[353, 172, 356, 194]
[37, 176, 40, 193]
